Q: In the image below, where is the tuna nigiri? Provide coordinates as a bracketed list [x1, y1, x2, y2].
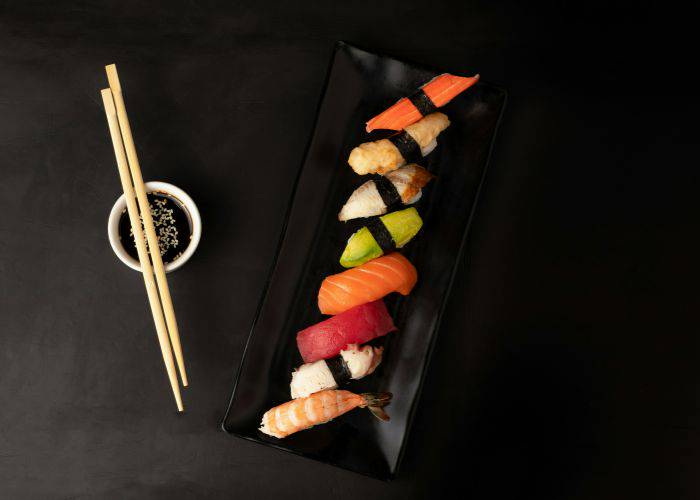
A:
[297, 300, 395, 363]
[290, 344, 383, 399]
[318, 252, 418, 315]
[348, 113, 450, 175]
[260, 390, 392, 439]
[366, 73, 479, 132]
[338, 164, 434, 221]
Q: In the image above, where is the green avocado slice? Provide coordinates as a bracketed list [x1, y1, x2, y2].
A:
[339, 207, 423, 268]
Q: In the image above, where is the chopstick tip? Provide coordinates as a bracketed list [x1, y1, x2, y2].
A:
[100, 88, 116, 114]
[105, 64, 121, 91]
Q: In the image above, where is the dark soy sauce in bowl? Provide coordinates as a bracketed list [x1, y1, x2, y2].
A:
[118, 191, 192, 265]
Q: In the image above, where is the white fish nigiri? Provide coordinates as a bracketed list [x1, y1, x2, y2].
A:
[290, 344, 383, 399]
[338, 164, 434, 221]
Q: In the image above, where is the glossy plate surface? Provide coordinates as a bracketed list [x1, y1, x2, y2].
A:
[222, 42, 507, 479]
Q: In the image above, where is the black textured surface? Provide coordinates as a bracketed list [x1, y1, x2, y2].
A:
[0, 2, 697, 499]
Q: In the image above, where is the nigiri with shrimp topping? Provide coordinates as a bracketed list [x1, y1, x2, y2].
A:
[260, 390, 392, 438]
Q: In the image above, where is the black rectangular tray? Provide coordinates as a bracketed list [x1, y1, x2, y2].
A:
[222, 41, 507, 480]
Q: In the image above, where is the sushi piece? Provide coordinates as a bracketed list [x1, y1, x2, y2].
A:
[297, 300, 395, 363]
[340, 207, 423, 268]
[366, 73, 480, 132]
[348, 113, 450, 175]
[338, 164, 434, 221]
[260, 390, 392, 438]
[318, 252, 418, 315]
[290, 344, 383, 399]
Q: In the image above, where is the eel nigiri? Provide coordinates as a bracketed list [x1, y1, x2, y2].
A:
[338, 164, 434, 221]
[348, 112, 450, 175]
[260, 390, 392, 438]
[297, 300, 395, 363]
[340, 207, 423, 268]
[290, 344, 383, 399]
[366, 73, 479, 132]
[318, 252, 417, 315]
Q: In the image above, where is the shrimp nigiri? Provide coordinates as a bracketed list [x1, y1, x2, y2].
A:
[366, 73, 479, 132]
[348, 113, 450, 175]
[259, 390, 392, 438]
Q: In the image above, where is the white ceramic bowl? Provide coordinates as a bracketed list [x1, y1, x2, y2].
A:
[108, 181, 201, 273]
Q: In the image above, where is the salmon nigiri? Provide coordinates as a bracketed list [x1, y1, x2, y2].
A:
[318, 252, 417, 315]
[366, 73, 480, 133]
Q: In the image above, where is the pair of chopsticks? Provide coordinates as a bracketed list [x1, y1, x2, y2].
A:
[101, 64, 187, 412]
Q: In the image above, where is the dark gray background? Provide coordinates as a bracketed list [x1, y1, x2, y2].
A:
[1, 2, 696, 499]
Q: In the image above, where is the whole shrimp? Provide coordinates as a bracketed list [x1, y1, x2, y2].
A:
[260, 390, 392, 439]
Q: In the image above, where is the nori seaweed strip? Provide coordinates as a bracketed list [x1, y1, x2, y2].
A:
[325, 357, 352, 385]
[367, 217, 395, 254]
[389, 132, 422, 164]
[371, 175, 401, 208]
[408, 89, 438, 116]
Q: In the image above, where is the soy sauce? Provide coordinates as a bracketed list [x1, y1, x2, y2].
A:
[118, 191, 192, 264]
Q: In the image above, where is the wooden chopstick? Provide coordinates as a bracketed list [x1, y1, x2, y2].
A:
[105, 64, 188, 387]
[101, 88, 184, 412]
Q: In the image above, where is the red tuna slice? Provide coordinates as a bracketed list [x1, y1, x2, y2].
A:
[296, 300, 396, 363]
